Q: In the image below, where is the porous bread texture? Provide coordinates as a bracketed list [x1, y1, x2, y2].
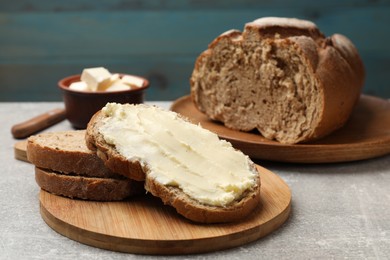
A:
[27, 130, 121, 178]
[35, 167, 143, 201]
[86, 108, 261, 223]
[28, 130, 144, 201]
[190, 17, 365, 144]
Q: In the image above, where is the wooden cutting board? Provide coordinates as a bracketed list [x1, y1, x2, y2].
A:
[14, 140, 29, 162]
[171, 95, 390, 163]
[39, 164, 291, 255]
[14, 126, 291, 254]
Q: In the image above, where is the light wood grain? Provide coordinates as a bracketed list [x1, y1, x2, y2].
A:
[14, 141, 28, 163]
[39, 165, 291, 255]
[171, 95, 390, 163]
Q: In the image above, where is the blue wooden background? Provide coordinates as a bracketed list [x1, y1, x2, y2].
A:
[0, 0, 389, 101]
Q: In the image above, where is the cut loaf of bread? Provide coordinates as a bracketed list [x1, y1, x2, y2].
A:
[35, 167, 141, 201]
[190, 17, 365, 144]
[27, 130, 143, 201]
[86, 103, 261, 223]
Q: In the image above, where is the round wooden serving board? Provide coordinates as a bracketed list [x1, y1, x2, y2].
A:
[39, 165, 291, 255]
[171, 95, 390, 163]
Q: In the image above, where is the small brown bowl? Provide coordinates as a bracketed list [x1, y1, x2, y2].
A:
[58, 74, 149, 129]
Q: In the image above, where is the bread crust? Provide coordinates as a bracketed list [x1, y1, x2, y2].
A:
[27, 131, 122, 178]
[86, 109, 261, 223]
[35, 167, 144, 201]
[190, 17, 365, 144]
[144, 165, 261, 223]
[86, 112, 146, 181]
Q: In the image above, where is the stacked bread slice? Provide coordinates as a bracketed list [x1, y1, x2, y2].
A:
[27, 130, 144, 201]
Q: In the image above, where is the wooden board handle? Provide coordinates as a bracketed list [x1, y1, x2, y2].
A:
[11, 108, 66, 139]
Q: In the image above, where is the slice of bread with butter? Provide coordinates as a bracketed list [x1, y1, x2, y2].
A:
[86, 103, 261, 223]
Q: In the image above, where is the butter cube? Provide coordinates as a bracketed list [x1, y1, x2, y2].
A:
[108, 73, 121, 85]
[69, 81, 89, 91]
[105, 82, 131, 92]
[121, 75, 144, 88]
[81, 67, 112, 91]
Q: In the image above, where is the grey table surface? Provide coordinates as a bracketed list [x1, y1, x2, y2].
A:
[1, 102, 389, 260]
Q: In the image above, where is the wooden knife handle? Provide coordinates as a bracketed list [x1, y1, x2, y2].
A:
[11, 108, 67, 139]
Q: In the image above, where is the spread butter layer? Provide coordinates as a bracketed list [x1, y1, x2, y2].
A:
[100, 103, 258, 206]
